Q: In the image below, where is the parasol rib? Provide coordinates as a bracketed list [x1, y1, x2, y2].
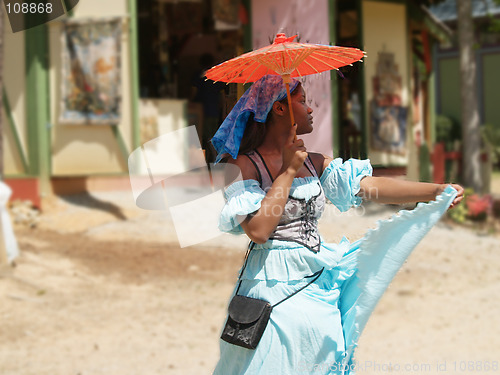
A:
[253, 55, 280, 75]
[295, 49, 314, 69]
[279, 44, 288, 73]
[292, 49, 316, 77]
[294, 66, 304, 78]
[222, 59, 263, 84]
[302, 59, 321, 74]
[313, 52, 359, 62]
[243, 62, 269, 85]
[314, 50, 362, 60]
[309, 53, 353, 67]
[283, 44, 293, 74]
[308, 54, 343, 70]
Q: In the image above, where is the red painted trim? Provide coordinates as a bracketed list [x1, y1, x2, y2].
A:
[3, 178, 41, 209]
[422, 30, 432, 74]
[432, 142, 446, 184]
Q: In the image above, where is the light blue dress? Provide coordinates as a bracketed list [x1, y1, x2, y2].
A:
[213, 158, 457, 375]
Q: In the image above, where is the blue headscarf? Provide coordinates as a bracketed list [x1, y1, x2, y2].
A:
[211, 75, 300, 163]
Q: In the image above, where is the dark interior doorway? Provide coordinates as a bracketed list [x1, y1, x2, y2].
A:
[337, 0, 365, 160]
[136, 0, 242, 162]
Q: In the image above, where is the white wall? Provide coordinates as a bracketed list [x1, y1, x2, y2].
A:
[251, 0, 334, 157]
[49, 0, 133, 175]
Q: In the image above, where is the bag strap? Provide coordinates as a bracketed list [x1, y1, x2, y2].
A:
[272, 267, 323, 308]
[234, 241, 324, 307]
[234, 241, 255, 296]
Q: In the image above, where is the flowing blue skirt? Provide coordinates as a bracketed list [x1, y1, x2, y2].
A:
[213, 186, 457, 375]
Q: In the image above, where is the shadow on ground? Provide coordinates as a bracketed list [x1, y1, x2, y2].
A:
[59, 192, 128, 221]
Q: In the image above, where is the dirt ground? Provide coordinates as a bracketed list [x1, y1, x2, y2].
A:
[1, 190, 499, 375]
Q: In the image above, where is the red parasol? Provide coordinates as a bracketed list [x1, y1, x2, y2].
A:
[205, 33, 366, 126]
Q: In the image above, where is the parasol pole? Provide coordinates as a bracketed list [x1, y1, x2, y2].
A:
[282, 74, 296, 140]
[284, 83, 295, 126]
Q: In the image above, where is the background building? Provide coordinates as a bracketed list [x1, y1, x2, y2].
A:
[2, 0, 452, 207]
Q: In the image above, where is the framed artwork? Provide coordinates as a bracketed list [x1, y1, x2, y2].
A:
[370, 51, 408, 155]
[60, 19, 122, 125]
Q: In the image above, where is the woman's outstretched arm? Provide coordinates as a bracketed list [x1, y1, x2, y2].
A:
[311, 154, 464, 209]
[358, 176, 464, 208]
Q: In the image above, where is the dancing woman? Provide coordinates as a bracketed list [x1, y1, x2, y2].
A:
[211, 75, 463, 374]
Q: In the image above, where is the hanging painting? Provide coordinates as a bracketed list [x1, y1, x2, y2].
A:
[370, 51, 408, 155]
[60, 19, 122, 125]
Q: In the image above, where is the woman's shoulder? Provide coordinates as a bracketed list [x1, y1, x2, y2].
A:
[308, 152, 333, 177]
[221, 154, 259, 182]
[308, 154, 373, 177]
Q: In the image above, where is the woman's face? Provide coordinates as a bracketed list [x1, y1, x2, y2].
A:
[290, 87, 314, 135]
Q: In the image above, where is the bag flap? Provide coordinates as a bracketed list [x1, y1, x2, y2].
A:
[228, 295, 271, 324]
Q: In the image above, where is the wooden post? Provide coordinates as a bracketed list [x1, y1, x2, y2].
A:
[128, 0, 141, 150]
[419, 143, 432, 183]
[432, 142, 446, 184]
[457, 0, 483, 191]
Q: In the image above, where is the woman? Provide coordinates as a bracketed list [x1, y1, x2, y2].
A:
[211, 75, 463, 374]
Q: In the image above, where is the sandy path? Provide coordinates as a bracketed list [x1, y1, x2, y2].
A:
[1, 192, 499, 375]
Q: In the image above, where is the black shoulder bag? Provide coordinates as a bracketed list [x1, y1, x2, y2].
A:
[221, 241, 324, 350]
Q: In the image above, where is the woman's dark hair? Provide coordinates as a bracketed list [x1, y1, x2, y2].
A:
[238, 82, 302, 155]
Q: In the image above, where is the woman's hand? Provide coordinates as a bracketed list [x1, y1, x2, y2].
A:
[241, 124, 308, 244]
[439, 183, 464, 209]
[280, 124, 308, 176]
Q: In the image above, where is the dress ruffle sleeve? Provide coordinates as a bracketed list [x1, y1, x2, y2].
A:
[320, 158, 373, 212]
[218, 179, 266, 234]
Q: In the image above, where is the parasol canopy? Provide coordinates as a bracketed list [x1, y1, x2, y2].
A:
[205, 33, 365, 85]
[205, 33, 365, 128]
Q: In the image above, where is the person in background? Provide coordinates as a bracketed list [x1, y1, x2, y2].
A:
[191, 53, 225, 162]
